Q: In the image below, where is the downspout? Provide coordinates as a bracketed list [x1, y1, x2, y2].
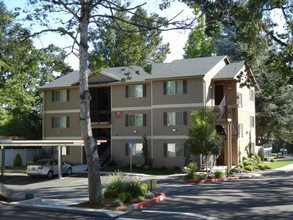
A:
[151, 82, 154, 161]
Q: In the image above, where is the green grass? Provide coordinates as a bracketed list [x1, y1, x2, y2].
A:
[100, 167, 177, 175]
[266, 160, 293, 169]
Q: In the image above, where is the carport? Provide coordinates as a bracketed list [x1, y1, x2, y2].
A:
[0, 140, 84, 179]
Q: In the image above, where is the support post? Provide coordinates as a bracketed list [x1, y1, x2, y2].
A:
[1, 145, 4, 178]
[227, 119, 232, 173]
[58, 145, 62, 179]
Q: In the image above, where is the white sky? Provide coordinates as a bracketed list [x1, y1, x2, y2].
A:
[4, 0, 193, 70]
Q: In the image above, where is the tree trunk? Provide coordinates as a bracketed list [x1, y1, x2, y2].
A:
[79, 0, 102, 204]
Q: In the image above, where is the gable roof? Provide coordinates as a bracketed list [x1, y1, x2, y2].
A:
[213, 62, 245, 80]
[40, 55, 239, 89]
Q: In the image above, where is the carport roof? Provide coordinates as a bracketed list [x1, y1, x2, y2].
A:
[0, 140, 85, 147]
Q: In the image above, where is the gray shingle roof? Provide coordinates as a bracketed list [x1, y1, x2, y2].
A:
[213, 62, 245, 80]
[41, 55, 236, 89]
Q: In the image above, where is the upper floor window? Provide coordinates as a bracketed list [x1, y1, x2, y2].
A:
[164, 143, 185, 157]
[52, 90, 69, 102]
[249, 89, 255, 101]
[51, 116, 69, 129]
[164, 111, 187, 126]
[237, 92, 242, 108]
[163, 80, 187, 95]
[125, 113, 146, 127]
[238, 123, 243, 138]
[125, 85, 146, 98]
[250, 116, 255, 128]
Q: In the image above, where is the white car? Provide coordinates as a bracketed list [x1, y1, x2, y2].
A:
[27, 159, 72, 178]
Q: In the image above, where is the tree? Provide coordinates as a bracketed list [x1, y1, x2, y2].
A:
[89, 7, 170, 69]
[0, 2, 71, 139]
[183, 14, 214, 58]
[180, 0, 293, 145]
[22, 0, 192, 204]
[185, 107, 224, 171]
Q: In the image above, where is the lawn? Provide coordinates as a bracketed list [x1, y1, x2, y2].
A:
[100, 167, 178, 175]
[266, 160, 293, 169]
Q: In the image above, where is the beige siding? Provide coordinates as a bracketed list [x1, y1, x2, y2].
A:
[112, 84, 151, 108]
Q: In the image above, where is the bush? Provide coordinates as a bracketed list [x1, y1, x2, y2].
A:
[258, 147, 265, 161]
[13, 154, 22, 167]
[214, 171, 226, 179]
[27, 161, 34, 166]
[113, 199, 123, 207]
[237, 163, 244, 169]
[264, 164, 271, 169]
[144, 191, 155, 199]
[244, 165, 254, 171]
[123, 181, 148, 198]
[257, 164, 266, 170]
[104, 189, 118, 199]
[118, 192, 132, 203]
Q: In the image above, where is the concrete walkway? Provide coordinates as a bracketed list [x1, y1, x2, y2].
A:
[2, 162, 293, 218]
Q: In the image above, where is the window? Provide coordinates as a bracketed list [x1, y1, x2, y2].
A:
[125, 114, 146, 127]
[164, 143, 184, 157]
[250, 116, 255, 128]
[237, 93, 242, 107]
[164, 112, 187, 126]
[125, 85, 146, 98]
[163, 80, 187, 95]
[238, 124, 243, 138]
[249, 89, 255, 101]
[125, 143, 144, 157]
[52, 90, 69, 102]
[51, 116, 69, 129]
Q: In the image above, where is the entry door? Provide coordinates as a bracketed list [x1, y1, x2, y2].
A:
[215, 84, 224, 105]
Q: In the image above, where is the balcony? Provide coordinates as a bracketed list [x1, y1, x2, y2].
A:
[90, 111, 111, 124]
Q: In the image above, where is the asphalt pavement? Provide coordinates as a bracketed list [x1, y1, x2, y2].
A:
[1, 162, 293, 218]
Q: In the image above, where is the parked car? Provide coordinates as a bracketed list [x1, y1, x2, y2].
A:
[27, 159, 72, 178]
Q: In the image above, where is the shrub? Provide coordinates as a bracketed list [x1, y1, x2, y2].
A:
[144, 191, 155, 199]
[237, 163, 244, 169]
[113, 199, 123, 207]
[104, 189, 118, 199]
[137, 196, 145, 201]
[264, 164, 271, 169]
[118, 192, 132, 203]
[258, 147, 265, 161]
[13, 154, 22, 167]
[257, 164, 266, 170]
[244, 165, 254, 171]
[123, 181, 148, 198]
[185, 172, 196, 180]
[187, 162, 198, 172]
[270, 159, 275, 162]
[214, 171, 226, 179]
[27, 161, 34, 166]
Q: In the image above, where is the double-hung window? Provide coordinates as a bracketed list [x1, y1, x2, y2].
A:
[163, 80, 187, 95]
[125, 143, 144, 157]
[52, 116, 69, 129]
[164, 143, 185, 157]
[52, 90, 69, 102]
[164, 111, 187, 126]
[125, 114, 146, 127]
[125, 85, 146, 98]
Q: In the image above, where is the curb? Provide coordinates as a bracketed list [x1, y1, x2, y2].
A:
[185, 176, 241, 184]
[126, 192, 166, 212]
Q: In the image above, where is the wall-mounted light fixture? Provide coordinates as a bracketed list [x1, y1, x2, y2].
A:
[228, 82, 232, 90]
[57, 131, 62, 135]
[133, 130, 138, 134]
[172, 128, 177, 132]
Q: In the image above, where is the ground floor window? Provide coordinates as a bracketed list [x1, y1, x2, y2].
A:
[125, 142, 143, 157]
[164, 143, 184, 157]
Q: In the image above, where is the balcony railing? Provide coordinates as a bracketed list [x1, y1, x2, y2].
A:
[90, 111, 111, 123]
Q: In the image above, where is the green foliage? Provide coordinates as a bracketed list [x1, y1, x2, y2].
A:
[258, 148, 265, 161]
[113, 199, 123, 207]
[26, 161, 34, 166]
[89, 7, 169, 70]
[185, 107, 224, 169]
[244, 165, 254, 171]
[118, 192, 132, 203]
[13, 153, 22, 167]
[103, 171, 149, 199]
[104, 189, 118, 199]
[144, 191, 155, 199]
[214, 171, 225, 179]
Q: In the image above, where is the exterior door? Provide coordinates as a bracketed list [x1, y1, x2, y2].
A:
[215, 84, 224, 105]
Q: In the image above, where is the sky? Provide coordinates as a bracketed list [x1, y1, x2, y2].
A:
[3, 0, 193, 70]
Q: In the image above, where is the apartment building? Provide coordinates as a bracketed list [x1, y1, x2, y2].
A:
[40, 55, 257, 168]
